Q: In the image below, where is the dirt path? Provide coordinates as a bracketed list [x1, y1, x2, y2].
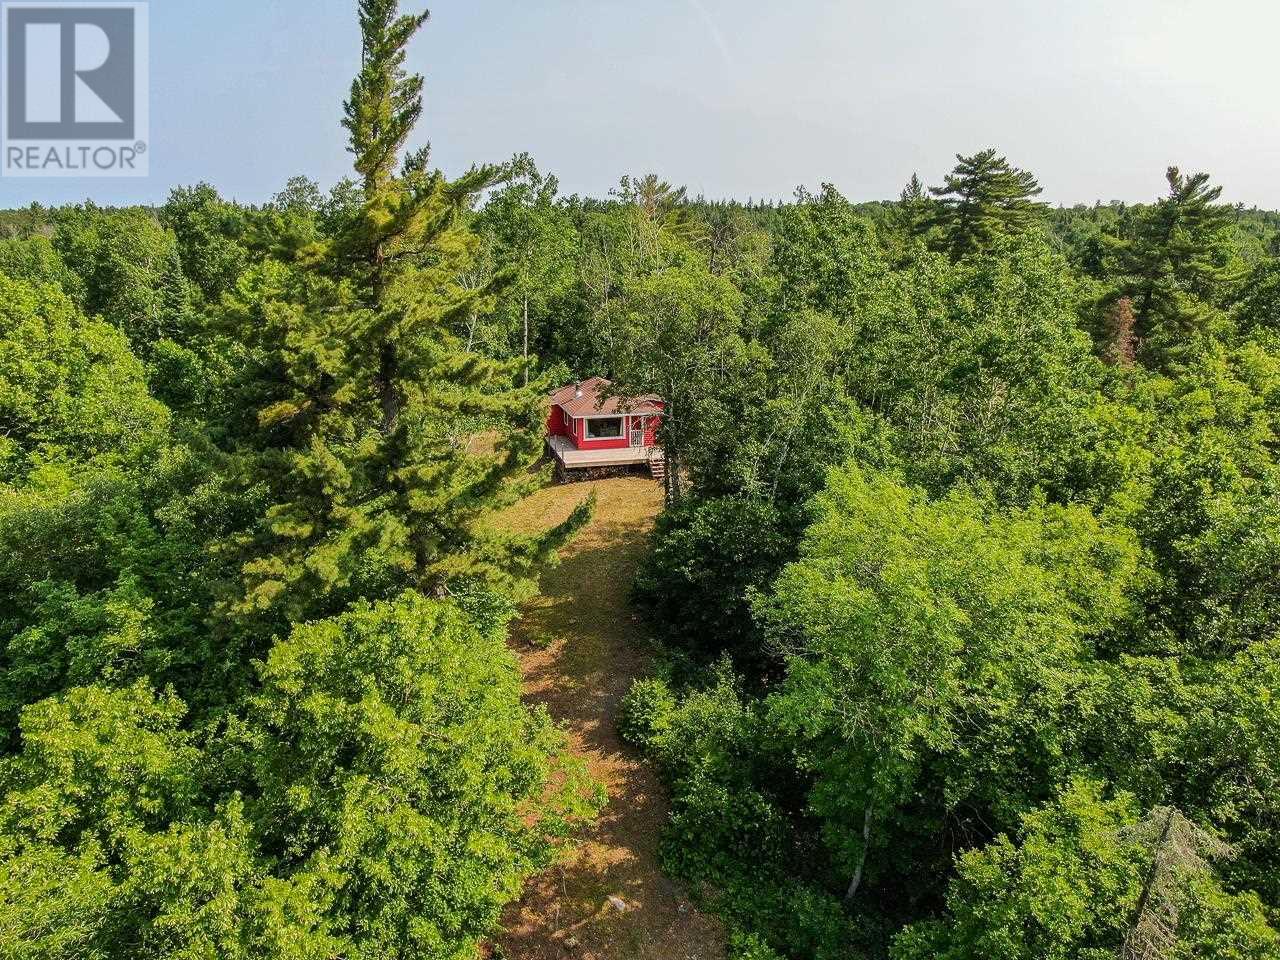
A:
[494, 478, 725, 960]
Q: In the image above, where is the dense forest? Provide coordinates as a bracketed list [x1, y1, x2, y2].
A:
[4, 3, 1280, 959]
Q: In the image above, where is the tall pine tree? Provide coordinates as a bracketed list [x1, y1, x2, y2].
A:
[236, 0, 585, 619]
[1109, 166, 1236, 366]
[897, 172, 932, 237]
[925, 148, 1046, 258]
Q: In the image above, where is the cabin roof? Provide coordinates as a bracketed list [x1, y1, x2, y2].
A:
[551, 377, 663, 418]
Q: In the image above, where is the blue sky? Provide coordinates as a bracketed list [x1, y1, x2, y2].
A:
[3, 0, 1280, 209]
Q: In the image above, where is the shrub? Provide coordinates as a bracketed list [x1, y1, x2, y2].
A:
[618, 676, 676, 749]
[632, 496, 792, 675]
[729, 930, 786, 960]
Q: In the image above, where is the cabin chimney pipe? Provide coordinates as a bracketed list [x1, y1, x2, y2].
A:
[574, 382, 582, 398]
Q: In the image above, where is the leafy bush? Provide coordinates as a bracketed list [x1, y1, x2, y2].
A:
[728, 930, 786, 960]
[632, 496, 792, 673]
[618, 676, 676, 749]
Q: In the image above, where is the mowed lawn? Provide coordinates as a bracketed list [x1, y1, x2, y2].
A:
[492, 477, 725, 960]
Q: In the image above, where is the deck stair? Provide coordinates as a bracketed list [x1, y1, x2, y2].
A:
[648, 455, 667, 484]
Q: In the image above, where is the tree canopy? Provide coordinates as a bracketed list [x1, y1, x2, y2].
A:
[3, 7, 1280, 956]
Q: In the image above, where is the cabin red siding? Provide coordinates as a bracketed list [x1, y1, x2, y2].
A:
[575, 415, 629, 450]
[546, 404, 572, 438]
[545, 384, 665, 454]
[570, 411, 663, 450]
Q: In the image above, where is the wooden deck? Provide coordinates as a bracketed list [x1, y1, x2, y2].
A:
[548, 435, 663, 469]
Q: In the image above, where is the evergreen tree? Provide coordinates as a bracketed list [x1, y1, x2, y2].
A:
[926, 149, 1046, 258]
[236, 0, 585, 619]
[613, 173, 702, 255]
[1121, 806, 1233, 960]
[898, 172, 933, 239]
[1111, 167, 1236, 365]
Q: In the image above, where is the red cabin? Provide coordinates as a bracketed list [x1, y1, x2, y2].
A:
[546, 377, 665, 479]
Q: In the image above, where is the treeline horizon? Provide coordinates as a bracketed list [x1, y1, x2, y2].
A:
[12, 173, 1280, 219]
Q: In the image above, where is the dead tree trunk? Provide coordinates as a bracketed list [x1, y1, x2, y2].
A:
[845, 809, 873, 903]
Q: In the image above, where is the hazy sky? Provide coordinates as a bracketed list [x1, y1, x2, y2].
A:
[3, 0, 1279, 209]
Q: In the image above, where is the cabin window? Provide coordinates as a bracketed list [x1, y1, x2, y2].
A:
[585, 417, 624, 440]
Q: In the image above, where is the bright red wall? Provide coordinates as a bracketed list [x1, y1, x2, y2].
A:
[575, 412, 664, 450]
[639, 413, 660, 445]
[576, 418, 630, 450]
[546, 405, 665, 449]
[546, 405, 571, 438]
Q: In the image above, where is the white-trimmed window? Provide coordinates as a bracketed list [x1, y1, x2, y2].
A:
[585, 417, 624, 440]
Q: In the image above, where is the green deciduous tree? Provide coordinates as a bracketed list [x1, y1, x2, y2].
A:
[891, 781, 1278, 960]
[52, 205, 196, 355]
[160, 183, 253, 304]
[852, 234, 1107, 502]
[0, 274, 169, 480]
[603, 261, 749, 502]
[758, 465, 1136, 905]
[249, 591, 600, 959]
[475, 153, 578, 373]
[0, 594, 600, 960]
[633, 496, 792, 670]
[0, 234, 84, 301]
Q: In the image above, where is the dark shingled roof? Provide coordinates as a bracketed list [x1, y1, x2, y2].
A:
[550, 377, 663, 417]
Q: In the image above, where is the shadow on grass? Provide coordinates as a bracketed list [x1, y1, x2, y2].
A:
[496, 479, 724, 960]
[513, 517, 656, 754]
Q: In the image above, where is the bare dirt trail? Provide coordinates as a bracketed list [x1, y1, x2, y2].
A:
[494, 478, 725, 960]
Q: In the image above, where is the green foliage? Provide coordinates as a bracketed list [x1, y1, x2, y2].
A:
[52, 205, 196, 355]
[849, 233, 1108, 502]
[632, 497, 792, 668]
[0, 5, 603, 957]
[605, 260, 750, 501]
[0, 234, 84, 300]
[1235, 258, 1280, 337]
[159, 183, 252, 304]
[728, 930, 787, 960]
[6, 69, 1280, 960]
[770, 184, 886, 318]
[0, 593, 597, 959]
[618, 676, 677, 749]
[1108, 168, 1239, 367]
[895, 173, 934, 243]
[1125, 344, 1280, 654]
[891, 781, 1279, 960]
[472, 153, 579, 367]
[228, 2, 584, 620]
[250, 592, 599, 959]
[0, 682, 243, 960]
[622, 667, 855, 959]
[0, 274, 169, 479]
[759, 466, 1138, 905]
[923, 149, 1047, 259]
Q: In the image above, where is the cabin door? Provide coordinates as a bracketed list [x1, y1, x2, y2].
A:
[629, 417, 644, 448]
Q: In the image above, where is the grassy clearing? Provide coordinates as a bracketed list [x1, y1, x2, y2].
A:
[492, 477, 725, 960]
